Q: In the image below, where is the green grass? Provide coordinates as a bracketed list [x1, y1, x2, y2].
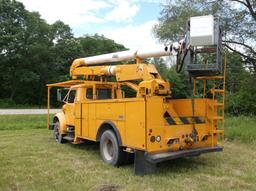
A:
[0, 115, 49, 130]
[0, 115, 256, 191]
[225, 116, 256, 144]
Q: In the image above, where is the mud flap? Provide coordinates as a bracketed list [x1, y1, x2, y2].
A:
[134, 150, 157, 176]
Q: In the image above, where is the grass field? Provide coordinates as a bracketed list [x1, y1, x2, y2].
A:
[0, 115, 256, 191]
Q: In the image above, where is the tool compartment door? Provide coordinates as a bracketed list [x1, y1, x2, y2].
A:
[74, 103, 82, 136]
[125, 99, 146, 150]
[81, 103, 89, 137]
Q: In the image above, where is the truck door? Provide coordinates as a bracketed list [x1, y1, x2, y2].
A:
[63, 89, 76, 126]
[81, 87, 92, 137]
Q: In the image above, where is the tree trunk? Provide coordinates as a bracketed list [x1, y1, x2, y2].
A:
[10, 85, 17, 101]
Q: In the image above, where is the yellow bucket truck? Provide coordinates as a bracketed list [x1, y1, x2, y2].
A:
[47, 15, 225, 175]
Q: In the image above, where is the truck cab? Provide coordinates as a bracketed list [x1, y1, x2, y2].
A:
[53, 82, 124, 141]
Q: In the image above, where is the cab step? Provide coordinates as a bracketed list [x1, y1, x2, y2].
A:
[63, 136, 74, 141]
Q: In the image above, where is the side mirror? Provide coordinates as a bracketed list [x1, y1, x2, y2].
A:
[57, 89, 62, 102]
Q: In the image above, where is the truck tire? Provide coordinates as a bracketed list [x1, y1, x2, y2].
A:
[53, 121, 65, 144]
[100, 130, 125, 166]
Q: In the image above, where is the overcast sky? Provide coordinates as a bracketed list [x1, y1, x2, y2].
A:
[18, 0, 166, 50]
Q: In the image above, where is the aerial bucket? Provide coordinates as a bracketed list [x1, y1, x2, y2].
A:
[181, 15, 223, 77]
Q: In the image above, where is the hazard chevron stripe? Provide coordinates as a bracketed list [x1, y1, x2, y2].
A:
[164, 111, 205, 125]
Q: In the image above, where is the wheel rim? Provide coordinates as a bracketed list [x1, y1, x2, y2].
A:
[102, 138, 114, 161]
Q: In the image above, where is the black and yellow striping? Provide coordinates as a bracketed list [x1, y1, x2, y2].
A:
[164, 111, 205, 125]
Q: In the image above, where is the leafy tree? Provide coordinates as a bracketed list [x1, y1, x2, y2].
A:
[0, 0, 29, 100]
[51, 20, 73, 43]
[78, 34, 126, 57]
[151, 58, 169, 79]
[50, 21, 84, 83]
[22, 12, 53, 105]
[225, 52, 256, 115]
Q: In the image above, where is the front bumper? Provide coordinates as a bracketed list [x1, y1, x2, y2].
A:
[145, 146, 223, 163]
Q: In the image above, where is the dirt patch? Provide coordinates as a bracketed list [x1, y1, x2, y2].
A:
[92, 184, 121, 191]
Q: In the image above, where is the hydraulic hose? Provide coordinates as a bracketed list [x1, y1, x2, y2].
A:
[176, 43, 189, 73]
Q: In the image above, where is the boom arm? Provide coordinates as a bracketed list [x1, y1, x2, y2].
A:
[70, 46, 178, 77]
[69, 46, 179, 97]
[71, 63, 161, 81]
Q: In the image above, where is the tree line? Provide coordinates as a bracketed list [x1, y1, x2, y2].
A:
[0, 0, 255, 115]
[0, 0, 126, 107]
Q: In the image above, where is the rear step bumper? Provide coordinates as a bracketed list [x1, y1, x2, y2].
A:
[134, 146, 223, 175]
[145, 146, 223, 163]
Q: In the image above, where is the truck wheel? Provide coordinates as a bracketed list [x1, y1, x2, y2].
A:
[100, 130, 125, 166]
[53, 121, 65, 144]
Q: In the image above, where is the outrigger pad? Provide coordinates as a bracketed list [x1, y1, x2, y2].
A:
[134, 150, 157, 175]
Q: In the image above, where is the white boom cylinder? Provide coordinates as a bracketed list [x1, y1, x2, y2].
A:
[81, 47, 173, 66]
[70, 44, 181, 75]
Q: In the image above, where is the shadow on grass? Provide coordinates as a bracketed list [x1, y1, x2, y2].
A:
[69, 140, 99, 150]
[63, 140, 210, 175]
[157, 157, 207, 174]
